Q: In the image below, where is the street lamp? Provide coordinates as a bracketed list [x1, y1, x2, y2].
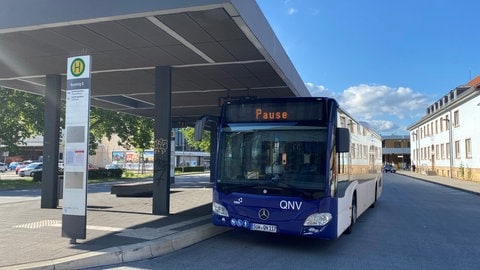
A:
[412, 132, 419, 172]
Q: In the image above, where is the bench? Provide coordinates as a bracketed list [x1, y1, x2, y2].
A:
[111, 181, 153, 197]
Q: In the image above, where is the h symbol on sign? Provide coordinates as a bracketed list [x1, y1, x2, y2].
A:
[73, 61, 83, 74]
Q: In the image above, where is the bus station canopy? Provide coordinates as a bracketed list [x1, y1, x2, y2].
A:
[0, 0, 309, 123]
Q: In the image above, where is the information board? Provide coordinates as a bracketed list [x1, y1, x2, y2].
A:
[62, 55, 91, 241]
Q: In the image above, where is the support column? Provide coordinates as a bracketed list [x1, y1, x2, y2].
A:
[209, 124, 217, 183]
[41, 74, 61, 208]
[153, 66, 172, 215]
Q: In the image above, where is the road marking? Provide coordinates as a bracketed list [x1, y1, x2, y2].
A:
[13, 215, 210, 238]
[14, 220, 61, 229]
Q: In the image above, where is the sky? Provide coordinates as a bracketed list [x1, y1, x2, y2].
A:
[256, 0, 480, 135]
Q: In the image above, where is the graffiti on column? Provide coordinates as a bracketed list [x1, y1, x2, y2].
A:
[154, 138, 169, 180]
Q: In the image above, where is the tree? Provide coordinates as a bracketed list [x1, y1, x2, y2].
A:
[89, 107, 154, 155]
[180, 127, 210, 152]
[0, 87, 155, 158]
[0, 87, 45, 152]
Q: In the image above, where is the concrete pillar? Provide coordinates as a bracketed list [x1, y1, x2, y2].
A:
[153, 66, 172, 215]
[41, 74, 61, 208]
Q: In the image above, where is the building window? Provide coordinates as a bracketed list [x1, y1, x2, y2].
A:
[445, 115, 450, 130]
[435, 120, 438, 134]
[455, 140, 460, 159]
[435, 144, 439, 160]
[465, 138, 472, 158]
[349, 120, 354, 133]
[441, 143, 445, 159]
[440, 117, 444, 132]
[453, 110, 459, 127]
[446, 142, 450, 159]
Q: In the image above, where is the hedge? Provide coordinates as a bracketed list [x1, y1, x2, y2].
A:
[174, 166, 205, 173]
[32, 168, 123, 181]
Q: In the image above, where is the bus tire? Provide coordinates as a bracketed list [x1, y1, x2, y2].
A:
[370, 186, 377, 208]
[345, 195, 357, 234]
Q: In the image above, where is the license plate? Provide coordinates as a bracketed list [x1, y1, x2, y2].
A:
[251, 223, 277, 233]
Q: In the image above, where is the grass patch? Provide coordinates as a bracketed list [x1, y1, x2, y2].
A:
[122, 171, 153, 179]
[0, 179, 42, 190]
[0, 170, 209, 191]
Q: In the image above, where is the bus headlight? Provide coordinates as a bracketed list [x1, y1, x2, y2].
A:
[304, 213, 332, 226]
[213, 202, 229, 217]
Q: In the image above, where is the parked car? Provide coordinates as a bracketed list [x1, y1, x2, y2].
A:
[16, 164, 27, 174]
[383, 164, 396, 173]
[8, 161, 20, 171]
[105, 164, 122, 170]
[0, 163, 6, 172]
[29, 167, 44, 177]
[19, 162, 43, 177]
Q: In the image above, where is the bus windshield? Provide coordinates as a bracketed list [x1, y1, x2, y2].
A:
[217, 124, 328, 195]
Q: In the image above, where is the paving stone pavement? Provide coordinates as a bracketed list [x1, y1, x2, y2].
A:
[0, 173, 229, 270]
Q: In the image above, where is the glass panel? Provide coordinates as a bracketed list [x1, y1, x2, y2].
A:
[218, 125, 328, 193]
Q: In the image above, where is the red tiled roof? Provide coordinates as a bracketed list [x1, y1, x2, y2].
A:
[466, 75, 480, 86]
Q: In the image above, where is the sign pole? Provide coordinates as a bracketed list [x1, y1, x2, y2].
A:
[62, 55, 91, 243]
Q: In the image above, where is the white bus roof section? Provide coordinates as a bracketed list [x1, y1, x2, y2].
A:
[0, 0, 310, 122]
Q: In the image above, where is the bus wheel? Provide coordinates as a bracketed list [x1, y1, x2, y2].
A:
[345, 197, 357, 234]
[370, 186, 377, 208]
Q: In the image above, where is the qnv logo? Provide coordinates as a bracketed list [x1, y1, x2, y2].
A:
[279, 200, 302, 210]
[70, 58, 85, 77]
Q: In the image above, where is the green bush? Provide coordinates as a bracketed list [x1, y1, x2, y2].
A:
[88, 168, 123, 179]
[174, 166, 205, 173]
[32, 171, 42, 182]
[32, 170, 63, 182]
[32, 168, 124, 181]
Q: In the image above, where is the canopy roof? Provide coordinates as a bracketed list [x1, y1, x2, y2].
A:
[0, 0, 309, 124]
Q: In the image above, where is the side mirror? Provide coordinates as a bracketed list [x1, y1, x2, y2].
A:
[336, 128, 350, 153]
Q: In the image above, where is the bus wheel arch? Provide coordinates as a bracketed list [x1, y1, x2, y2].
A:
[345, 192, 357, 234]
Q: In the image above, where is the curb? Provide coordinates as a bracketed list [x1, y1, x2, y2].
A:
[398, 172, 480, 196]
[3, 224, 231, 270]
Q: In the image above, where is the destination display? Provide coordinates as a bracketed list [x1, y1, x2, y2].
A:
[224, 100, 327, 122]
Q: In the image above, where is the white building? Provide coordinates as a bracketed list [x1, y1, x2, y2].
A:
[407, 76, 480, 181]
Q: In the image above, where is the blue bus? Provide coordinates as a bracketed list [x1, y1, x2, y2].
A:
[196, 97, 382, 239]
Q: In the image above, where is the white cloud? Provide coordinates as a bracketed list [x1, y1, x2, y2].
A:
[306, 83, 430, 135]
[338, 84, 428, 120]
[368, 120, 398, 133]
[287, 7, 297, 15]
[305, 82, 336, 98]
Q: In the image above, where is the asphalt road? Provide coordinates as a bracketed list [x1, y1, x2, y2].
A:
[93, 173, 480, 270]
